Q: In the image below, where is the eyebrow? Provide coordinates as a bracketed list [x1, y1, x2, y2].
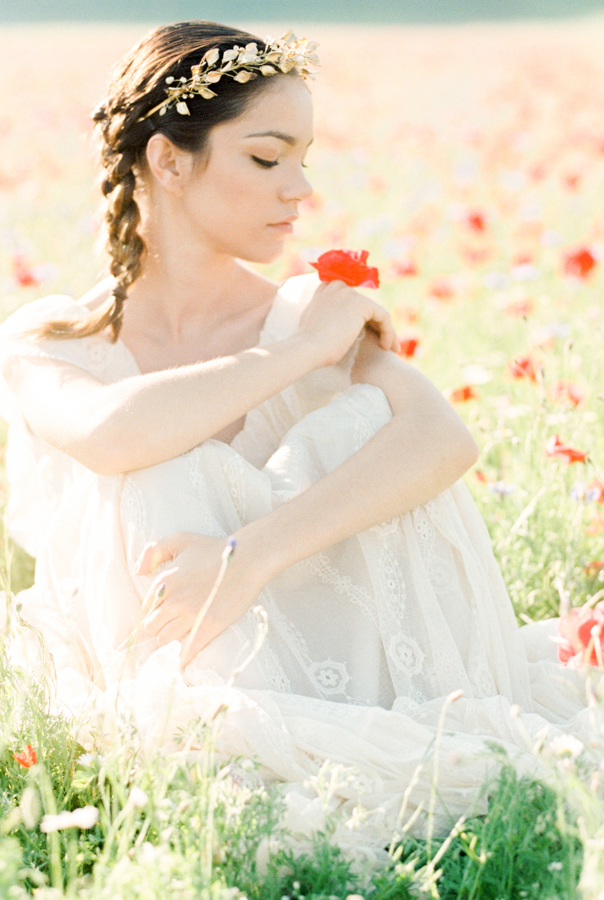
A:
[244, 130, 313, 146]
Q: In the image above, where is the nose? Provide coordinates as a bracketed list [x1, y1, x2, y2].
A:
[280, 167, 313, 204]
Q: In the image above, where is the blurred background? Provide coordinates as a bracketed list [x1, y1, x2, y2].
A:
[2, 0, 604, 22]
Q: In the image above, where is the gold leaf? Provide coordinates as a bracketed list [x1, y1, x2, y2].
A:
[222, 49, 238, 62]
[233, 71, 253, 83]
[205, 71, 222, 83]
[260, 65, 277, 76]
[176, 101, 190, 115]
[203, 47, 220, 66]
[199, 87, 217, 99]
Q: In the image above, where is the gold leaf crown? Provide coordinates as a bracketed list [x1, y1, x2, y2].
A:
[141, 31, 320, 121]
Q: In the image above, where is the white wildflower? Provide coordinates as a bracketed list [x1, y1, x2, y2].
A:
[128, 786, 149, 809]
[40, 805, 99, 833]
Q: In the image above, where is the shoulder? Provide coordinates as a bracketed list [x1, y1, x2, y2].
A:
[0, 294, 81, 339]
[277, 273, 320, 310]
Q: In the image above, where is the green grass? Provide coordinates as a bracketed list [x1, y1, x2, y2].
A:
[0, 642, 589, 898]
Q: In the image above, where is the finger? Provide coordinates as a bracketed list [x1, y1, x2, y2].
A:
[134, 533, 190, 576]
[142, 596, 182, 636]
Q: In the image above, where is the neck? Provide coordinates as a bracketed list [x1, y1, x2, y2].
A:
[124, 224, 262, 343]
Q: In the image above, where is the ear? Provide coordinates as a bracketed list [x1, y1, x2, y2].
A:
[145, 133, 193, 194]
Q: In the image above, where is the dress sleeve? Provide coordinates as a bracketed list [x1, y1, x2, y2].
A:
[0, 295, 136, 558]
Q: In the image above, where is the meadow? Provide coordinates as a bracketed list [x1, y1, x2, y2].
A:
[2, 16, 604, 899]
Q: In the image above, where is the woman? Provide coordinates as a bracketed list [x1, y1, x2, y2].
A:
[0, 22, 594, 850]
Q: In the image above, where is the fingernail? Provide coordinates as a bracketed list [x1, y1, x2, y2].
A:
[157, 583, 166, 600]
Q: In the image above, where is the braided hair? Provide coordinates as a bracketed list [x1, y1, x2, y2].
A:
[37, 21, 297, 342]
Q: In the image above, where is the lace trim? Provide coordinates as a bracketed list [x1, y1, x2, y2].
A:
[306, 552, 379, 627]
[223, 454, 247, 524]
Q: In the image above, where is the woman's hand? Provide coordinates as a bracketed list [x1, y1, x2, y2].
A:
[298, 280, 399, 368]
[134, 532, 267, 667]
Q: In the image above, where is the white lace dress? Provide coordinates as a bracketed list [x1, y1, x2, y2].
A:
[0, 274, 595, 853]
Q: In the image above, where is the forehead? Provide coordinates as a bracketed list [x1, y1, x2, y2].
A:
[216, 77, 314, 143]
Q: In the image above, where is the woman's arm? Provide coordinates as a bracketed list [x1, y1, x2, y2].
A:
[139, 333, 478, 664]
[246, 331, 479, 578]
[3, 281, 398, 475]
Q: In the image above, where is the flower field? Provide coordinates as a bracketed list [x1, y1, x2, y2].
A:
[3, 16, 604, 899]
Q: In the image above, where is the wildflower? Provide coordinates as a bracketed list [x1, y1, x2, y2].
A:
[310, 249, 379, 288]
[13, 745, 37, 768]
[587, 511, 604, 536]
[508, 356, 540, 383]
[546, 735, 584, 759]
[128, 787, 149, 809]
[450, 385, 477, 403]
[464, 209, 487, 232]
[558, 601, 604, 667]
[429, 277, 455, 300]
[40, 805, 99, 833]
[11, 254, 40, 288]
[584, 560, 604, 576]
[395, 303, 420, 324]
[550, 379, 585, 407]
[570, 482, 600, 503]
[563, 246, 597, 279]
[504, 297, 535, 318]
[391, 259, 418, 277]
[545, 435, 588, 464]
[488, 481, 516, 496]
[474, 470, 488, 484]
[589, 479, 604, 502]
[397, 337, 419, 359]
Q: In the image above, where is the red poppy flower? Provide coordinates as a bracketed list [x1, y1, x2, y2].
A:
[508, 356, 539, 383]
[395, 304, 420, 324]
[545, 434, 588, 464]
[397, 337, 419, 359]
[562, 172, 581, 192]
[310, 249, 379, 288]
[550, 380, 586, 408]
[558, 602, 604, 667]
[450, 385, 477, 403]
[474, 469, 488, 484]
[13, 745, 37, 768]
[563, 246, 597, 279]
[11, 254, 40, 288]
[429, 278, 455, 301]
[465, 210, 487, 232]
[391, 259, 418, 277]
[504, 298, 535, 318]
[584, 560, 604, 576]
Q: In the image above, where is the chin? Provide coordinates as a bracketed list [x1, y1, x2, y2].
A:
[240, 242, 286, 266]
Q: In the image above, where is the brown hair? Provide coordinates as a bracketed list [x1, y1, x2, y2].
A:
[38, 21, 295, 342]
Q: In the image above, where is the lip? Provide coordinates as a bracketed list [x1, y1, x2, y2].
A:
[267, 216, 298, 234]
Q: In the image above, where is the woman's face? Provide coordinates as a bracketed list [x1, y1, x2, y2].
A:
[179, 76, 314, 264]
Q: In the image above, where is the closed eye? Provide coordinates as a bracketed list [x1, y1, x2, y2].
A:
[252, 156, 279, 169]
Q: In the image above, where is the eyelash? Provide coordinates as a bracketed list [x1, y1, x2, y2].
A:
[251, 156, 309, 170]
[252, 156, 278, 169]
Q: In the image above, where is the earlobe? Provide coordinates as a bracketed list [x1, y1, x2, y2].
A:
[145, 134, 189, 193]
